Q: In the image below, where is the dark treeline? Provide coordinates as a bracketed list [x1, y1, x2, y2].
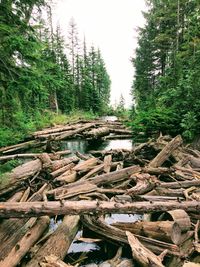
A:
[0, 0, 111, 130]
[132, 0, 200, 141]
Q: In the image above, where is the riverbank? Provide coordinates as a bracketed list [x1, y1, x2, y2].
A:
[0, 110, 97, 148]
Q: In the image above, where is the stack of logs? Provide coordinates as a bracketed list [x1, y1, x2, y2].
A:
[0, 123, 200, 266]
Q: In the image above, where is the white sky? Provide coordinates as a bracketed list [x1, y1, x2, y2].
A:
[53, 0, 146, 107]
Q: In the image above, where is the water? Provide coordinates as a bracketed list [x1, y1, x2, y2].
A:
[58, 116, 136, 265]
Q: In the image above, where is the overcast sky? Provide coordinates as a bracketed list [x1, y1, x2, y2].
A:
[53, 0, 146, 107]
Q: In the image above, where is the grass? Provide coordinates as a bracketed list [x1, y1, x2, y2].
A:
[0, 110, 97, 148]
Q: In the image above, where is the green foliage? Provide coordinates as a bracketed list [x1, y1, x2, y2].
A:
[131, 108, 181, 140]
[132, 0, 200, 141]
[0, 1, 111, 147]
[0, 160, 22, 179]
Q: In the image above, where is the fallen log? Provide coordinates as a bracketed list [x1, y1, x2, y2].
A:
[126, 231, 165, 267]
[81, 215, 180, 256]
[0, 216, 50, 267]
[85, 127, 110, 139]
[73, 157, 98, 172]
[40, 255, 75, 267]
[103, 134, 132, 140]
[0, 150, 71, 162]
[0, 159, 42, 196]
[103, 155, 112, 173]
[89, 165, 141, 186]
[50, 163, 76, 178]
[149, 135, 183, 168]
[109, 129, 132, 135]
[112, 221, 182, 244]
[55, 123, 95, 140]
[26, 215, 80, 267]
[0, 200, 200, 218]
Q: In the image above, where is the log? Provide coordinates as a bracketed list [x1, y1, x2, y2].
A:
[126, 173, 158, 196]
[81, 215, 180, 256]
[85, 127, 110, 139]
[0, 159, 42, 196]
[149, 135, 183, 168]
[160, 179, 200, 189]
[33, 125, 76, 137]
[109, 129, 132, 135]
[103, 134, 132, 140]
[55, 169, 77, 183]
[50, 163, 75, 178]
[126, 231, 165, 267]
[73, 157, 98, 172]
[55, 123, 95, 140]
[112, 221, 182, 244]
[0, 216, 50, 267]
[0, 184, 48, 260]
[103, 155, 112, 173]
[26, 215, 80, 267]
[80, 163, 104, 180]
[0, 150, 71, 162]
[183, 263, 200, 267]
[0, 140, 45, 154]
[0, 200, 200, 218]
[40, 255, 74, 267]
[89, 165, 141, 186]
[47, 180, 98, 200]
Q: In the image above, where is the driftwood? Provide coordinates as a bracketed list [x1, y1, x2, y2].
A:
[149, 135, 183, 168]
[0, 216, 50, 267]
[1, 200, 200, 218]
[85, 127, 110, 139]
[126, 231, 165, 267]
[40, 255, 75, 267]
[112, 221, 182, 244]
[26, 215, 80, 267]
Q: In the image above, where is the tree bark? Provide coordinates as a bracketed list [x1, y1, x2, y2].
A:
[0, 200, 199, 218]
[126, 231, 165, 267]
[0, 216, 50, 267]
[149, 135, 183, 168]
[26, 215, 79, 267]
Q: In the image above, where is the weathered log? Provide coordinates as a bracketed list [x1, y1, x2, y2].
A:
[103, 134, 133, 140]
[0, 200, 200, 218]
[103, 155, 112, 173]
[0, 150, 71, 162]
[0, 216, 50, 267]
[50, 156, 79, 171]
[0, 184, 48, 260]
[183, 262, 200, 267]
[48, 180, 97, 200]
[89, 165, 141, 186]
[126, 173, 158, 196]
[26, 215, 79, 267]
[0, 159, 42, 196]
[112, 221, 182, 244]
[160, 179, 200, 189]
[81, 215, 180, 256]
[126, 231, 165, 267]
[55, 169, 77, 183]
[85, 127, 110, 139]
[50, 163, 75, 178]
[0, 140, 45, 154]
[80, 164, 104, 180]
[40, 255, 74, 267]
[55, 123, 95, 140]
[159, 209, 191, 232]
[149, 135, 183, 168]
[109, 129, 132, 135]
[73, 157, 98, 172]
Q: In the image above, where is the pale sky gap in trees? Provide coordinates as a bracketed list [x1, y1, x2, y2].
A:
[53, 0, 147, 108]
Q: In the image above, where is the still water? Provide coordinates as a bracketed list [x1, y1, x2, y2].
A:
[60, 117, 141, 266]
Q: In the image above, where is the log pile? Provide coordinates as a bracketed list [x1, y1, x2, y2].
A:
[1, 124, 200, 266]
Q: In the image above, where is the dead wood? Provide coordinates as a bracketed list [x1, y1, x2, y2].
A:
[0, 216, 50, 267]
[149, 135, 183, 168]
[1, 200, 200, 218]
[85, 127, 110, 139]
[40, 255, 75, 267]
[126, 231, 165, 267]
[55, 123, 95, 140]
[81, 215, 180, 256]
[26, 215, 79, 267]
[103, 155, 112, 173]
[50, 163, 75, 178]
[112, 221, 182, 244]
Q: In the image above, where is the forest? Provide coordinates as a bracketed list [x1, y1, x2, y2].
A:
[0, 0, 111, 146]
[132, 0, 200, 142]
